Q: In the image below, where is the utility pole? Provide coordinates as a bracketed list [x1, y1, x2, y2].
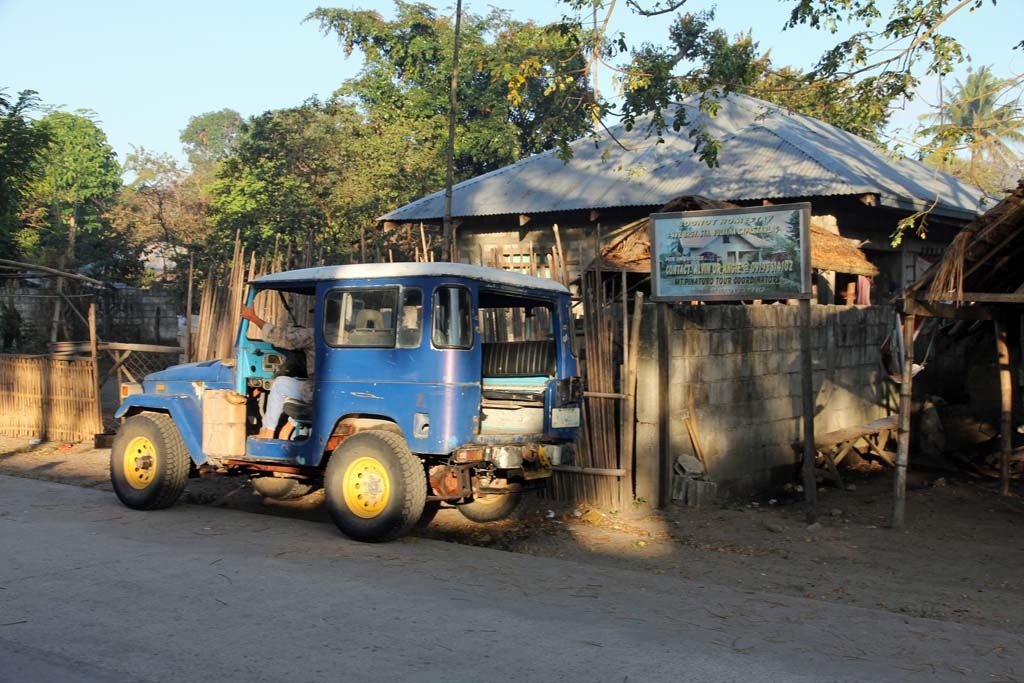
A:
[441, 0, 462, 262]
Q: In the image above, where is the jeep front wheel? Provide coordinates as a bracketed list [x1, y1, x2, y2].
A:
[324, 431, 426, 542]
[110, 412, 190, 510]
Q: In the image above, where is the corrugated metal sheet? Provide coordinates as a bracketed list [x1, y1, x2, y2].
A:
[381, 93, 986, 222]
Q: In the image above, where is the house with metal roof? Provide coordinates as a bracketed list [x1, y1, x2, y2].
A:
[382, 93, 987, 303]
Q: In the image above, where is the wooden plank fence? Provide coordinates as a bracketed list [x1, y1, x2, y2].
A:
[0, 355, 102, 441]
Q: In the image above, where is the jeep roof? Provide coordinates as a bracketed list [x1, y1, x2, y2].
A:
[250, 262, 570, 293]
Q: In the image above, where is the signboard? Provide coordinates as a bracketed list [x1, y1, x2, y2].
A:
[650, 203, 811, 301]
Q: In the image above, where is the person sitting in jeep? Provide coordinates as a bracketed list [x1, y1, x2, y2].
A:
[240, 304, 315, 439]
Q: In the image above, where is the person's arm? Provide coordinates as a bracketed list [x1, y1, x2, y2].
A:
[241, 305, 266, 330]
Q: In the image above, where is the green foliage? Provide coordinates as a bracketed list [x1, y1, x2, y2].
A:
[0, 89, 51, 259]
[917, 65, 1024, 196]
[180, 109, 242, 167]
[19, 110, 136, 281]
[209, 99, 378, 264]
[198, 2, 596, 267]
[308, 2, 593, 171]
[542, 0, 1005, 166]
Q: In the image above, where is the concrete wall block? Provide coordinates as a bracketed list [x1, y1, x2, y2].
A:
[830, 348, 855, 370]
[752, 328, 775, 352]
[681, 329, 711, 357]
[848, 323, 868, 348]
[781, 327, 801, 352]
[745, 304, 767, 328]
[748, 352, 772, 377]
[760, 396, 797, 422]
[708, 379, 753, 406]
[811, 305, 828, 326]
[811, 325, 828, 349]
[751, 374, 781, 400]
[709, 331, 732, 355]
[780, 304, 801, 328]
[779, 352, 800, 374]
[705, 305, 725, 330]
[706, 354, 745, 382]
[740, 327, 756, 354]
[677, 306, 705, 330]
[731, 305, 752, 330]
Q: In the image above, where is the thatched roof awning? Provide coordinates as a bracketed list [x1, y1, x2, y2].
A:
[909, 180, 1024, 303]
[593, 196, 877, 277]
[809, 224, 878, 277]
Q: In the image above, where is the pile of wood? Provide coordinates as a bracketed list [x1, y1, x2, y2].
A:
[190, 237, 311, 363]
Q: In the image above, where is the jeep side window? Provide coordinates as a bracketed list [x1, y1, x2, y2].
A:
[432, 286, 471, 349]
[323, 287, 398, 348]
[397, 287, 423, 348]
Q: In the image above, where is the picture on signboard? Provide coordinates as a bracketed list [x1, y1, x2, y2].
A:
[650, 203, 811, 301]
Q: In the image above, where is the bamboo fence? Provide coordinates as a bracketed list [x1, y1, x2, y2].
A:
[0, 355, 102, 441]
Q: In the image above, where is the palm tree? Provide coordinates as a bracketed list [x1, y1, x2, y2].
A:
[921, 66, 1023, 163]
[919, 66, 1023, 193]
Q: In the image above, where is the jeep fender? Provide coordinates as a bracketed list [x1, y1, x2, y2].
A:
[114, 395, 205, 466]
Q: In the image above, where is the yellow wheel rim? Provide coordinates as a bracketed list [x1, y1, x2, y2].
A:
[123, 436, 158, 490]
[342, 456, 391, 518]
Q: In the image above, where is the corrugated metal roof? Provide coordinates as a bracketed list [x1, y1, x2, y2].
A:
[381, 93, 986, 223]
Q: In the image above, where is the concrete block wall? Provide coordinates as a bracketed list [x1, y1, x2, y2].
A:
[634, 302, 896, 501]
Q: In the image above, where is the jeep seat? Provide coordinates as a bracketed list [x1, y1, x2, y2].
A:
[282, 398, 313, 422]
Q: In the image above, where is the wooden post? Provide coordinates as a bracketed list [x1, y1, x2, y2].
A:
[892, 311, 915, 529]
[844, 281, 856, 305]
[620, 291, 643, 506]
[799, 298, 818, 522]
[553, 223, 567, 285]
[88, 303, 103, 435]
[995, 314, 1012, 496]
[184, 253, 194, 364]
[657, 302, 670, 508]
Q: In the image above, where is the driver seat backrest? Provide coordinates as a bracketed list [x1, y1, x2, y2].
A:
[355, 309, 384, 330]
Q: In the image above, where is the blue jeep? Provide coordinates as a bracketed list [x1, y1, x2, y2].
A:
[110, 263, 581, 542]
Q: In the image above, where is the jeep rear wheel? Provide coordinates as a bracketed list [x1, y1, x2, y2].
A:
[458, 491, 523, 523]
[251, 476, 314, 500]
[324, 431, 426, 542]
[110, 412, 190, 510]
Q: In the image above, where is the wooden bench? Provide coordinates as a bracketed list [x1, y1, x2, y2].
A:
[793, 416, 898, 487]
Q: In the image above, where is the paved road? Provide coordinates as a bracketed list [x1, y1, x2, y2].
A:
[1, 475, 1020, 683]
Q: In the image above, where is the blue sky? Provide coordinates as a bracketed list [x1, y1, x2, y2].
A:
[1, 0, 1020, 167]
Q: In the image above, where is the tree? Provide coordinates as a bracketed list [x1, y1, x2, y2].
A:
[524, 0, 1010, 166]
[0, 89, 50, 260]
[108, 148, 210, 285]
[201, 3, 597, 266]
[918, 65, 1024, 194]
[308, 2, 594, 171]
[20, 110, 131, 279]
[209, 100, 373, 264]
[180, 109, 242, 168]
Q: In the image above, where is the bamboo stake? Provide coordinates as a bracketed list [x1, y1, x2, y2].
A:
[88, 303, 102, 434]
[553, 223, 567, 285]
[800, 298, 818, 523]
[996, 314, 1012, 496]
[620, 291, 643, 505]
[184, 253, 194, 364]
[892, 311, 915, 529]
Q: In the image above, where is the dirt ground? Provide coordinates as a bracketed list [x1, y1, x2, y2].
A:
[2, 433, 1023, 636]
